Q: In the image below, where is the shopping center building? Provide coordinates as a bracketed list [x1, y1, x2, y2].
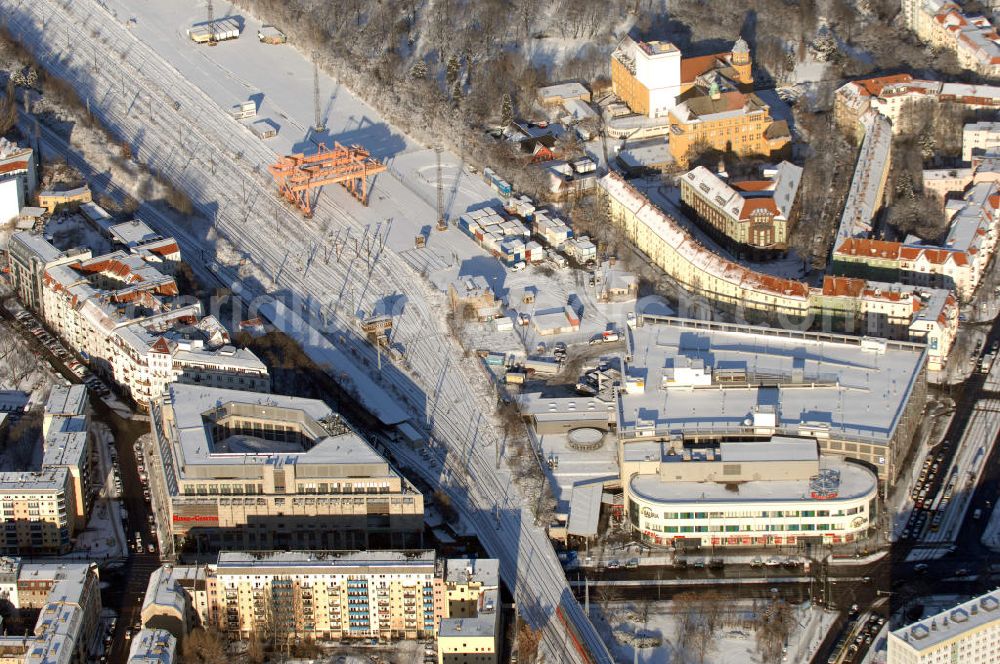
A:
[148, 384, 424, 555]
[617, 316, 927, 486]
[621, 438, 879, 548]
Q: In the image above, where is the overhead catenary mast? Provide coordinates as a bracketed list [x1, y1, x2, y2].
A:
[313, 59, 325, 133]
[436, 145, 447, 231]
[206, 0, 217, 46]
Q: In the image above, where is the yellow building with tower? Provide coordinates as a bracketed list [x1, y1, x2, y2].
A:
[610, 35, 790, 166]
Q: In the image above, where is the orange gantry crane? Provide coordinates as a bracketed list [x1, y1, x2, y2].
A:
[269, 142, 387, 217]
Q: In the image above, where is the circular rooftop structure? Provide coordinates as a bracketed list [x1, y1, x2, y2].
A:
[567, 427, 606, 451]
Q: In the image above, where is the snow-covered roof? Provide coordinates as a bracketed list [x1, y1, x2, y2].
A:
[618, 316, 926, 445]
[836, 111, 892, 243]
[109, 219, 162, 248]
[444, 558, 499, 585]
[127, 629, 176, 664]
[11, 231, 64, 264]
[889, 591, 1000, 654]
[562, 98, 598, 121]
[164, 383, 388, 470]
[538, 82, 590, 102]
[44, 385, 87, 419]
[567, 482, 603, 537]
[215, 549, 436, 575]
[629, 457, 877, 504]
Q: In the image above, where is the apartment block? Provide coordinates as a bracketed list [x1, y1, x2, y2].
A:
[835, 75, 1000, 135]
[138, 551, 499, 663]
[439, 559, 500, 664]
[40, 385, 91, 532]
[0, 559, 103, 664]
[679, 161, 802, 259]
[888, 590, 1000, 663]
[903, 0, 1000, 78]
[148, 384, 424, 555]
[833, 176, 1000, 302]
[0, 385, 91, 556]
[127, 629, 176, 664]
[5, 231, 269, 408]
[600, 173, 958, 371]
[6, 232, 86, 315]
[963, 121, 1000, 161]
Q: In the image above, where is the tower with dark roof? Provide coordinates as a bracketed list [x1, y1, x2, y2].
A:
[730, 36, 753, 86]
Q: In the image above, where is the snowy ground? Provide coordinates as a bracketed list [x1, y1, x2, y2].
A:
[981, 498, 1000, 550]
[91, 0, 633, 361]
[0, 315, 59, 397]
[591, 599, 835, 664]
[72, 421, 127, 560]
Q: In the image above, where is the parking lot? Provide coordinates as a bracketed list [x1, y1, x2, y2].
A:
[9, 307, 112, 396]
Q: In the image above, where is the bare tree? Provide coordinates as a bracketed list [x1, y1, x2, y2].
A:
[0, 80, 16, 136]
[673, 590, 724, 664]
[755, 599, 795, 664]
[181, 628, 228, 664]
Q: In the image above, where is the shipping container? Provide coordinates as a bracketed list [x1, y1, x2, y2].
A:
[250, 119, 277, 139]
[187, 18, 241, 43]
[257, 25, 287, 44]
[230, 100, 257, 120]
[523, 358, 560, 375]
[506, 371, 526, 384]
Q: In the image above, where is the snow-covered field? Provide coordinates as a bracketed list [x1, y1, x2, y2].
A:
[591, 599, 835, 664]
[93, 0, 630, 361]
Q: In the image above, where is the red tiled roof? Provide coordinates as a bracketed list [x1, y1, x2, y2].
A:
[680, 53, 728, 83]
[748, 273, 809, 298]
[147, 241, 180, 257]
[150, 337, 171, 354]
[853, 74, 913, 97]
[740, 198, 779, 218]
[730, 180, 773, 192]
[0, 161, 29, 175]
[834, 238, 901, 260]
[822, 275, 865, 298]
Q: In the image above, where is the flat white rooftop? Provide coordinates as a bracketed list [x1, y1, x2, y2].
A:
[108, 219, 161, 248]
[890, 590, 1000, 653]
[166, 383, 387, 469]
[630, 458, 876, 504]
[215, 549, 436, 570]
[444, 558, 499, 585]
[620, 317, 925, 444]
[44, 385, 87, 419]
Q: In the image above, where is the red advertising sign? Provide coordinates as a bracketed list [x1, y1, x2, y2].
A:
[172, 514, 219, 523]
